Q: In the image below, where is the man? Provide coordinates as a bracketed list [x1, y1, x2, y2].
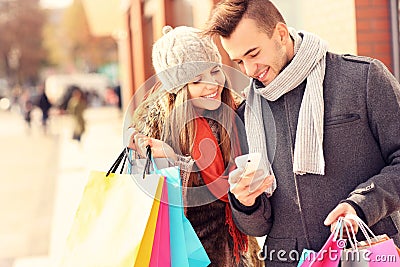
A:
[37, 86, 52, 134]
[204, 0, 400, 266]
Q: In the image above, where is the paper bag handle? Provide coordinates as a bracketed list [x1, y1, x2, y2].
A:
[106, 147, 128, 177]
[142, 145, 153, 179]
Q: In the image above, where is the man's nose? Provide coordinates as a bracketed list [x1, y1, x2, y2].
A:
[243, 61, 256, 77]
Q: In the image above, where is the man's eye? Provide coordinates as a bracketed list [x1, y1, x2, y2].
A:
[237, 60, 243, 65]
[250, 52, 259, 58]
[192, 80, 201, 84]
[211, 68, 220, 74]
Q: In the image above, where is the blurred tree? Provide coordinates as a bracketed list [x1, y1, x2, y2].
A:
[60, 0, 117, 72]
[0, 0, 46, 87]
[42, 9, 70, 70]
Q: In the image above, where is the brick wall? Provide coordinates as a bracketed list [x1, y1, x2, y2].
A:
[354, 0, 393, 71]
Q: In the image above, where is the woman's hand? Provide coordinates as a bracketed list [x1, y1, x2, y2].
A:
[130, 131, 177, 161]
[126, 127, 139, 150]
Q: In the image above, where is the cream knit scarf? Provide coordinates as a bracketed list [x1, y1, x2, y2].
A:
[245, 28, 328, 193]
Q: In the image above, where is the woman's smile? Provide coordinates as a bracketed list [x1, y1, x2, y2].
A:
[202, 91, 218, 99]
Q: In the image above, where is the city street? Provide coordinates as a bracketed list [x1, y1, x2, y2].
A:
[0, 106, 125, 267]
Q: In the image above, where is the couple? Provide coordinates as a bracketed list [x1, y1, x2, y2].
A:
[128, 1, 400, 266]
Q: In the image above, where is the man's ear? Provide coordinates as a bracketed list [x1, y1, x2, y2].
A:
[275, 22, 289, 44]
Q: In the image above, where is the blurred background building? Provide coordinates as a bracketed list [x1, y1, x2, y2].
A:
[0, 0, 398, 113]
[82, 0, 399, 111]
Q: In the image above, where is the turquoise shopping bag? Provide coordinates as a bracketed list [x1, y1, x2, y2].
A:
[156, 166, 210, 267]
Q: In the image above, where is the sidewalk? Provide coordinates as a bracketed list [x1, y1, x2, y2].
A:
[46, 106, 125, 267]
[0, 106, 125, 267]
[0, 111, 60, 265]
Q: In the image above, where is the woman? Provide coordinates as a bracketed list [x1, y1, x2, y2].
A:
[129, 25, 263, 267]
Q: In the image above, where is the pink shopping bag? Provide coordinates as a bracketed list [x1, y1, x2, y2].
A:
[341, 214, 400, 267]
[342, 236, 400, 267]
[366, 238, 400, 266]
[149, 178, 171, 267]
[298, 217, 346, 267]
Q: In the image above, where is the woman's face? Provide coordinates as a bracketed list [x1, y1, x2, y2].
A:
[187, 65, 226, 112]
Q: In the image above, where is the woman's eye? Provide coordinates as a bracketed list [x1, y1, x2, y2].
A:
[211, 68, 220, 74]
[192, 80, 201, 84]
[237, 60, 243, 65]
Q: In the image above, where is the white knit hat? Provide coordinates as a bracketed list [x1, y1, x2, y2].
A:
[152, 25, 222, 94]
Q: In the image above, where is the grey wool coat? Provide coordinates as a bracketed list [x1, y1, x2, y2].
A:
[229, 53, 400, 266]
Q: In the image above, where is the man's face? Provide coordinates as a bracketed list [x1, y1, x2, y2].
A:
[221, 18, 291, 86]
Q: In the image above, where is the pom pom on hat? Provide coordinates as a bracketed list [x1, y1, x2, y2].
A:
[162, 25, 173, 35]
[152, 25, 222, 94]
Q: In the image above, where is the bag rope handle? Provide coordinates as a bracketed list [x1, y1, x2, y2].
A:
[143, 145, 152, 179]
[343, 214, 377, 247]
[106, 148, 128, 177]
[342, 217, 358, 250]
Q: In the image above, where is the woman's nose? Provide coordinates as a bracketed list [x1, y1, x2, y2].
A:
[203, 73, 219, 87]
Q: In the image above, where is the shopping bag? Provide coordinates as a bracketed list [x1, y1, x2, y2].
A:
[149, 178, 171, 267]
[342, 238, 400, 266]
[357, 235, 400, 257]
[297, 249, 315, 267]
[341, 214, 400, 267]
[297, 216, 346, 267]
[342, 249, 370, 267]
[59, 148, 164, 267]
[127, 146, 210, 266]
[133, 176, 163, 267]
[155, 163, 211, 267]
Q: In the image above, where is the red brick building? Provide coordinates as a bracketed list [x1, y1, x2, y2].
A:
[355, 0, 399, 78]
[111, 0, 399, 109]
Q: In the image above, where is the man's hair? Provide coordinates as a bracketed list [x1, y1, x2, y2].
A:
[203, 0, 286, 38]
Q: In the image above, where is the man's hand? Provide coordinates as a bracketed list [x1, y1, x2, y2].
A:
[229, 168, 274, 206]
[324, 202, 359, 238]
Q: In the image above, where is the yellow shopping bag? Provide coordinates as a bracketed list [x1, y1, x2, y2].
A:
[59, 149, 164, 267]
[134, 176, 163, 267]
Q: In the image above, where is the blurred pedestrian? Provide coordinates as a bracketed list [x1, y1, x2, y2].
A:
[67, 86, 87, 142]
[23, 99, 33, 131]
[113, 84, 122, 110]
[37, 86, 52, 134]
[19, 90, 33, 133]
